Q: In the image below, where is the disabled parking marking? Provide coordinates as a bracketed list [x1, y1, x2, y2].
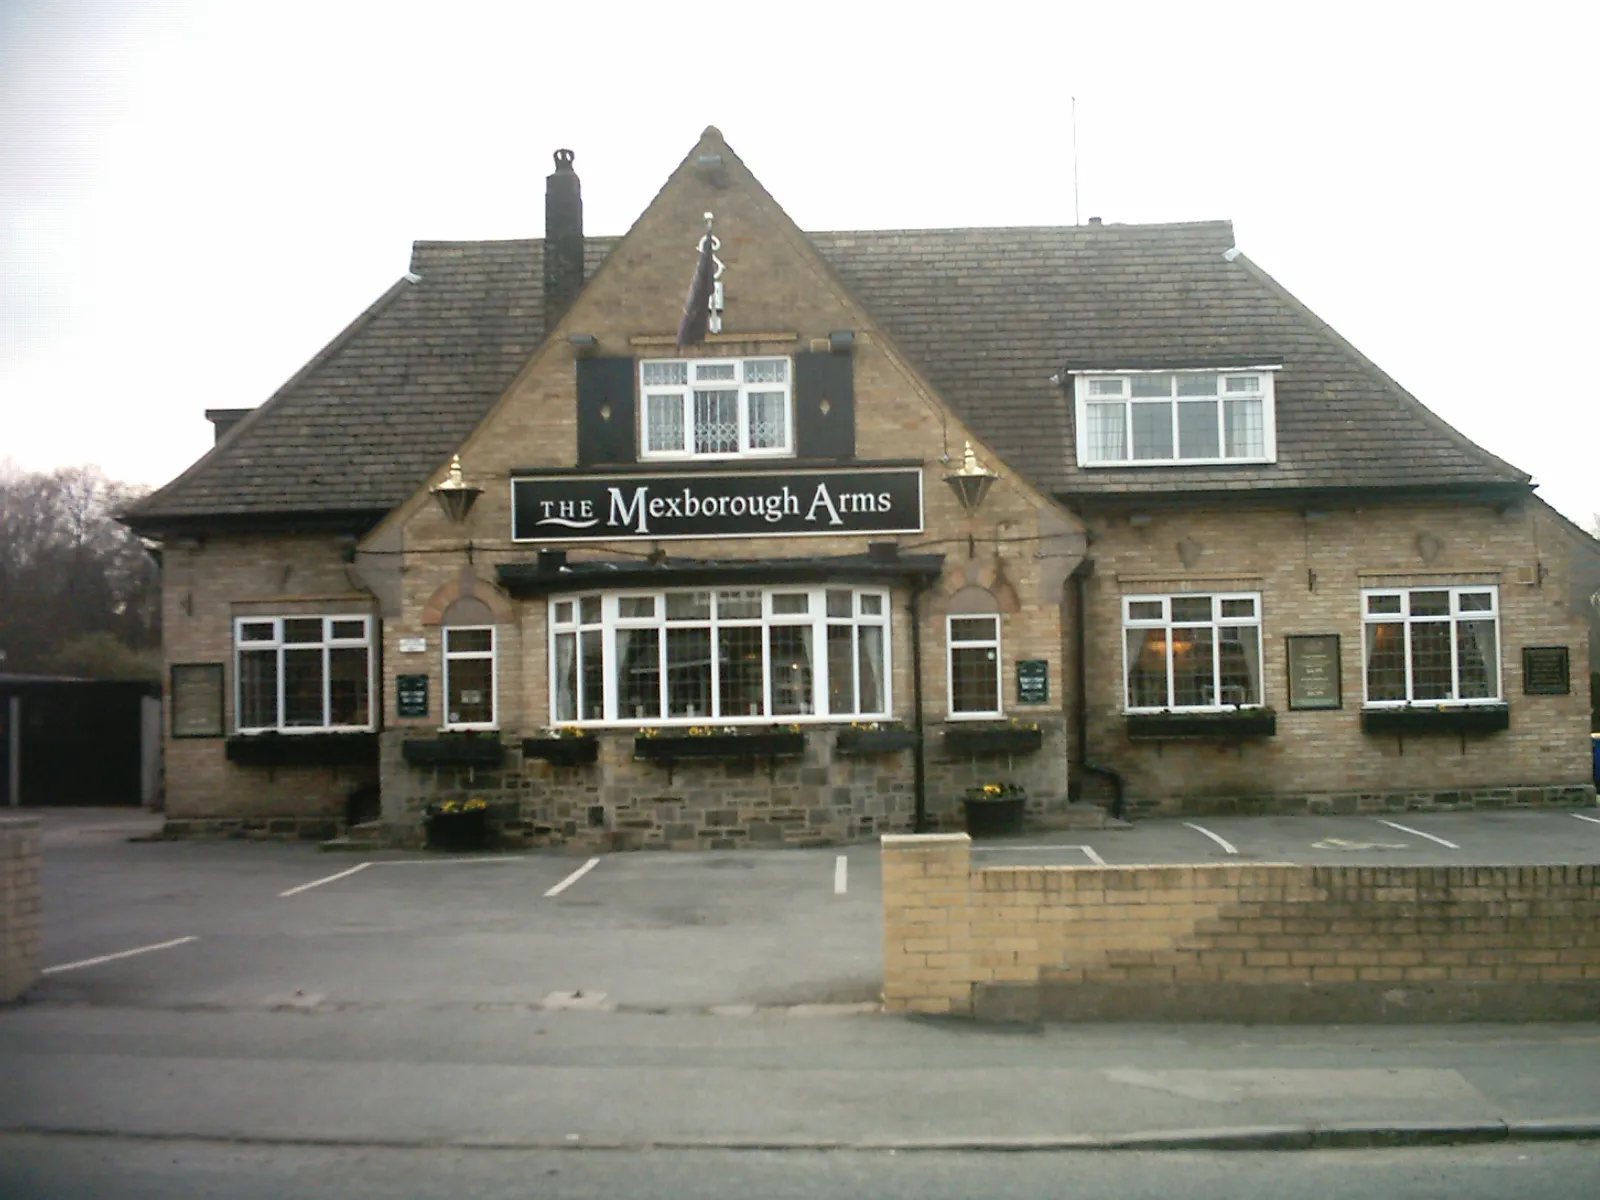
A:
[1374, 818, 1460, 849]
[1573, 813, 1600, 826]
[42, 935, 199, 975]
[279, 861, 372, 897]
[545, 856, 601, 897]
[1182, 822, 1238, 856]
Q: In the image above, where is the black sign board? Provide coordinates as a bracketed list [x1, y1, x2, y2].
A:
[1522, 646, 1571, 695]
[1016, 659, 1049, 705]
[396, 673, 430, 719]
[1286, 634, 1342, 711]
[512, 467, 923, 542]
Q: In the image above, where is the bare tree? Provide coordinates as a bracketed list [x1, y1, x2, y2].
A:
[0, 463, 160, 677]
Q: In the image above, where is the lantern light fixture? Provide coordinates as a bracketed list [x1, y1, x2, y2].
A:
[943, 441, 999, 514]
[430, 454, 482, 525]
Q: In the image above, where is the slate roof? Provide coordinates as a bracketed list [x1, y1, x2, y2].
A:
[127, 220, 1528, 532]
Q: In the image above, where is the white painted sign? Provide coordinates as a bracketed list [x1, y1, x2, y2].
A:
[398, 637, 427, 654]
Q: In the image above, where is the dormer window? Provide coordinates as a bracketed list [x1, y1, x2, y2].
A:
[1073, 368, 1279, 467]
[640, 357, 792, 460]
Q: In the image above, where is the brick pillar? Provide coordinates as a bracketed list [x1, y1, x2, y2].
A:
[881, 832, 976, 1014]
[0, 815, 42, 1002]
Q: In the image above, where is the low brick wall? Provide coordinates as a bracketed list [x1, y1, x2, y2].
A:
[1133, 782, 1597, 820]
[881, 833, 1600, 1022]
[0, 816, 42, 1003]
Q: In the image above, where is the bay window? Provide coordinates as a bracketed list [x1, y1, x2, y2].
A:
[234, 615, 374, 733]
[1075, 369, 1277, 466]
[550, 586, 889, 724]
[1362, 586, 1500, 705]
[640, 357, 792, 459]
[1123, 593, 1263, 711]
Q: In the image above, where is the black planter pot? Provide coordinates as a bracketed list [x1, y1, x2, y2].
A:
[424, 808, 488, 852]
[635, 731, 807, 761]
[402, 737, 504, 767]
[943, 726, 1043, 757]
[521, 736, 600, 766]
[1126, 711, 1278, 741]
[1361, 705, 1510, 736]
[835, 728, 919, 756]
[962, 796, 1027, 838]
[225, 732, 379, 768]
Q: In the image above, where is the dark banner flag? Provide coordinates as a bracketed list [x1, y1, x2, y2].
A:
[676, 217, 717, 347]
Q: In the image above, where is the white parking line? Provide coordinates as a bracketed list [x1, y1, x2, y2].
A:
[42, 936, 199, 976]
[834, 855, 848, 895]
[1375, 818, 1459, 849]
[279, 861, 372, 897]
[371, 856, 532, 867]
[1572, 813, 1600, 826]
[545, 857, 601, 897]
[1183, 822, 1238, 855]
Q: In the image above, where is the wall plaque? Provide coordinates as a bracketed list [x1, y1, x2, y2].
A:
[170, 663, 224, 738]
[1522, 646, 1571, 695]
[396, 674, 430, 719]
[398, 636, 427, 654]
[1286, 634, 1341, 711]
[511, 466, 923, 542]
[1016, 659, 1049, 705]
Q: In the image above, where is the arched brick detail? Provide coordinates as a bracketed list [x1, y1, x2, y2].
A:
[421, 569, 516, 626]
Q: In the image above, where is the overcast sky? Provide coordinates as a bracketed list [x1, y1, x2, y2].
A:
[3, 1, 1596, 528]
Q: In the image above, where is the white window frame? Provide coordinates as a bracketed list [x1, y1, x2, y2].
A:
[232, 615, 376, 734]
[638, 356, 794, 461]
[1361, 585, 1502, 707]
[946, 614, 1002, 719]
[1121, 592, 1265, 713]
[546, 586, 891, 726]
[1072, 367, 1280, 467]
[442, 626, 497, 731]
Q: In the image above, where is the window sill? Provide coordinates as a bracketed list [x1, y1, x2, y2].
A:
[401, 735, 505, 767]
[1078, 456, 1276, 469]
[225, 732, 379, 767]
[1360, 705, 1510, 736]
[634, 731, 806, 762]
[1125, 710, 1277, 741]
[943, 725, 1043, 756]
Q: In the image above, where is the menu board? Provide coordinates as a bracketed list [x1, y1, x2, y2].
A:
[1286, 635, 1341, 711]
[1016, 659, 1049, 705]
[170, 663, 224, 738]
[396, 674, 430, 719]
[1521, 646, 1571, 695]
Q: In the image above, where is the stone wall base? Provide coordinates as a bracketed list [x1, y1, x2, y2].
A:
[1132, 782, 1597, 819]
[975, 979, 1600, 1024]
[162, 816, 340, 842]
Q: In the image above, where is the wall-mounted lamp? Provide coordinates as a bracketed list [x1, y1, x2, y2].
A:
[943, 442, 999, 514]
[430, 455, 482, 525]
[828, 329, 855, 354]
[568, 333, 598, 355]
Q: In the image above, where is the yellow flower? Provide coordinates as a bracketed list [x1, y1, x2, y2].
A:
[464, 798, 488, 812]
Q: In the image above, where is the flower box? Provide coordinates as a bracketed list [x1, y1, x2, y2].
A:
[835, 727, 919, 756]
[943, 725, 1043, 757]
[1361, 705, 1510, 736]
[634, 731, 807, 762]
[424, 805, 488, 852]
[521, 735, 600, 766]
[1125, 710, 1278, 741]
[961, 787, 1028, 838]
[401, 736, 504, 768]
[225, 732, 379, 768]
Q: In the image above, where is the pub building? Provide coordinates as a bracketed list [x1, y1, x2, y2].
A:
[125, 129, 1597, 848]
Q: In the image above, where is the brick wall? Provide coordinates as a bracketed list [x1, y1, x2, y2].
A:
[0, 816, 42, 1002]
[1080, 500, 1594, 815]
[881, 833, 1600, 1021]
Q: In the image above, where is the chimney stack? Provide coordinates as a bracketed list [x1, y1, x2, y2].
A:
[544, 149, 584, 329]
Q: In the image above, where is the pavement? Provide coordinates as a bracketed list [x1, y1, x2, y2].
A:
[5, 805, 1600, 1161]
